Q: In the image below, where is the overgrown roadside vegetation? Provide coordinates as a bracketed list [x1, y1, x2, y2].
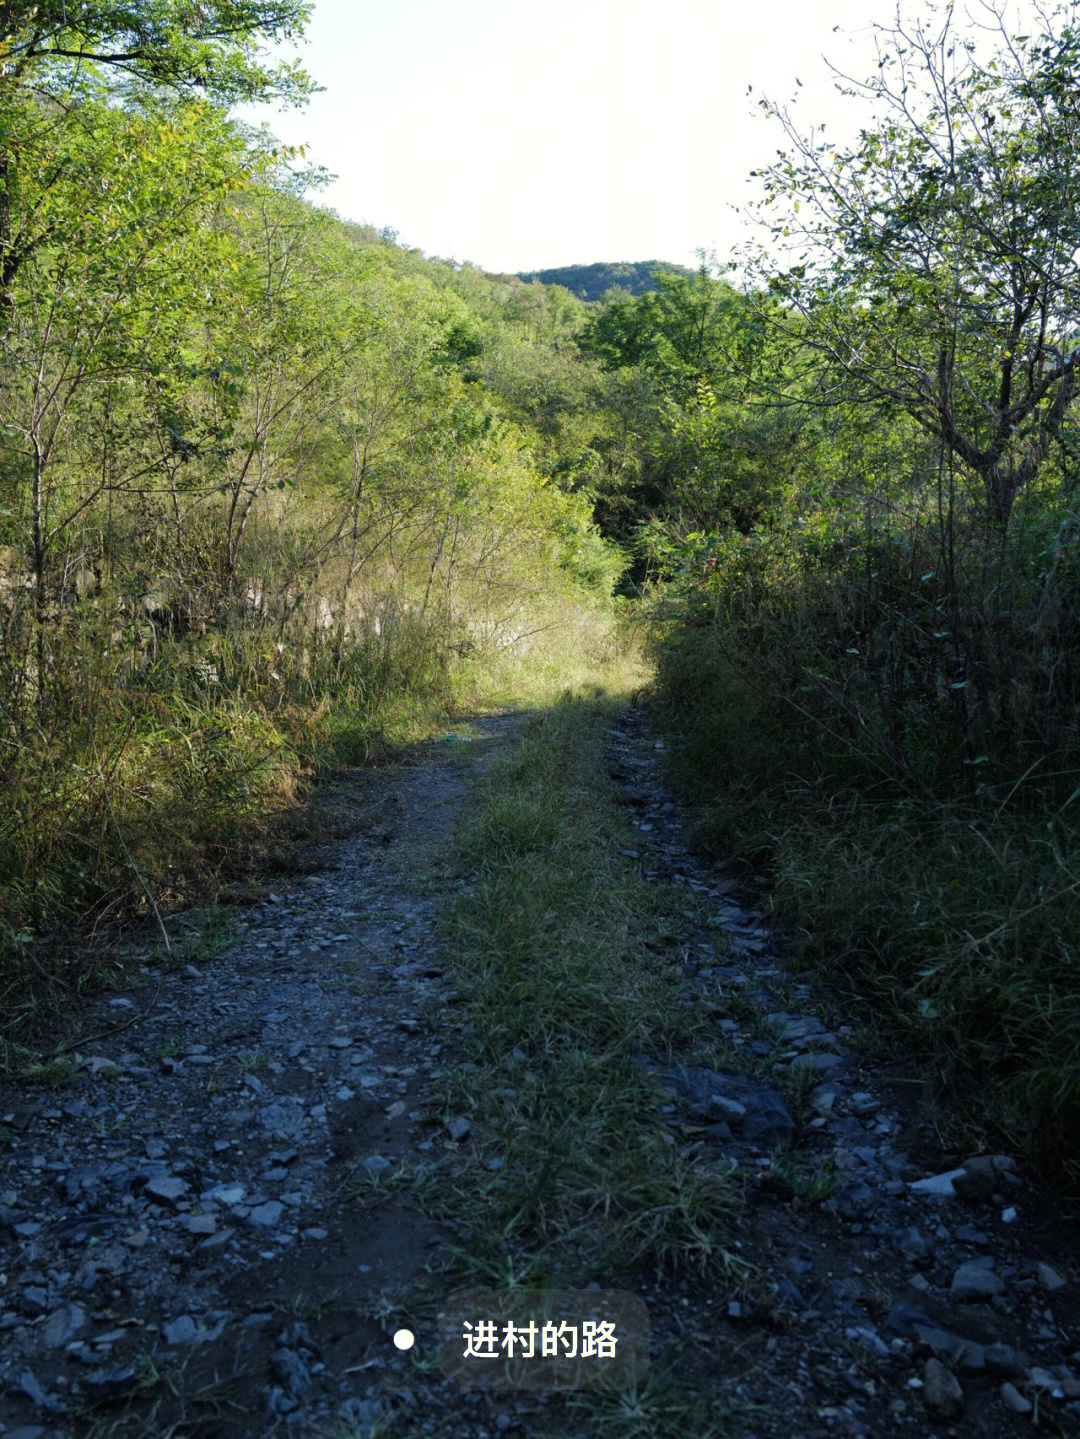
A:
[613, 7, 1080, 1192]
[652, 610, 1080, 1182]
[0, 593, 621, 1061]
[0, 5, 629, 1054]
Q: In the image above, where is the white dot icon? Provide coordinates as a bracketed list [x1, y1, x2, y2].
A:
[393, 1328, 415, 1351]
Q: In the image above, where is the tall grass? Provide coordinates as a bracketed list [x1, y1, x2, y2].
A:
[0, 561, 620, 1048]
[650, 495, 1080, 1188]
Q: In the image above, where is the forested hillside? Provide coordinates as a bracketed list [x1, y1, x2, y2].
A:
[4, 0, 1080, 1192]
[514, 260, 694, 301]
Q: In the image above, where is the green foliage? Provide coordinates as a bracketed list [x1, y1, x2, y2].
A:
[579, 267, 814, 552]
[654, 574, 1080, 1182]
[0, 1, 314, 106]
[751, 1, 1080, 527]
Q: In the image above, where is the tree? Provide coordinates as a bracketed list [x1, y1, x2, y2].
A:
[0, 97, 248, 664]
[0, 1, 313, 319]
[0, 2, 312, 103]
[579, 267, 810, 541]
[753, 0, 1080, 528]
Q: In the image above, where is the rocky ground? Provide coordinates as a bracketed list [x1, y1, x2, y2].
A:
[605, 708, 1080, 1438]
[0, 703, 1077, 1439]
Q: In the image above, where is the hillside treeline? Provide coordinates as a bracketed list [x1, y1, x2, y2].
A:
[514, 261, 694, 302]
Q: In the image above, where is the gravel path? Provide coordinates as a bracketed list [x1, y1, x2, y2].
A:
[0, 713, 521, 1437]
[0, 703, 1077, 1438]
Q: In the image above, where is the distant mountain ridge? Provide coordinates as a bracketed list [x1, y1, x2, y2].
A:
[515, 261, 695, 302]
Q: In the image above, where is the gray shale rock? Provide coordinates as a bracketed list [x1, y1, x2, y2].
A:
[143, 1175, 189, 1207]
[271, 1346, 312, 1397]
[248, 1200, 284, 1228]
[811, 1085, 838, 1115]
[163, 1315, 199, 1345]
[833, 1183, 875, 1220]
[950, 1257, 1005, 1303]
[914, 1324, 986, 1371]
[909, 1168, 966, 1197]
[767, 1014, 830, 1044]
[788, 1052, 845, 1076]
[883, 1301, 932, 1338]
[339, 1396, 383, 1427]
[1037, 1262, 1067, 1293]
[42, 1303, 86, 1349]
[84, 1366, 137, 1399]
[896, 1226, 932, 1268]
[265, 1385, 299, 1417]
[709, 1096, 747, 1124]
[182, 1213, 217, 1236]
[952, 1155, 1012, 1202]
[1001, 1382, 1033, 1415]
[923, 1358, 964, 1418]
[985, 1344, 1027, 1377]
[258, 1099, 308, 1140]
[18, 1369, 66, 1412]
[845, 1325, 889, 1357]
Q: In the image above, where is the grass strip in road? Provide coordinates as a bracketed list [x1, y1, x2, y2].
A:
[439, 688, 741, 1287]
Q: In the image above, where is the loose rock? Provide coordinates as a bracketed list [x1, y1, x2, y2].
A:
[923, 1358, 964, 1418]
[270, 1346, 312, 1397]
[896, 1226, 932, 1267]
[788, 1051, 845, 1076]
[143, 1175, 189, 1207]
[42, 1304, 86, 1349]
[1001, 1382, 1033, 1414]
[908, 1168, 965, 1197]
[950, 1257, 1005, 1302]
[952, 1153, 1015, 1202]
[248, 1200, 285, 1227]
[1037, 1261, 1067, 1292]
[163, 1315, 199, 1345]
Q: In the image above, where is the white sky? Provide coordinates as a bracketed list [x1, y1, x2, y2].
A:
[243, 0, 1043, 274]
